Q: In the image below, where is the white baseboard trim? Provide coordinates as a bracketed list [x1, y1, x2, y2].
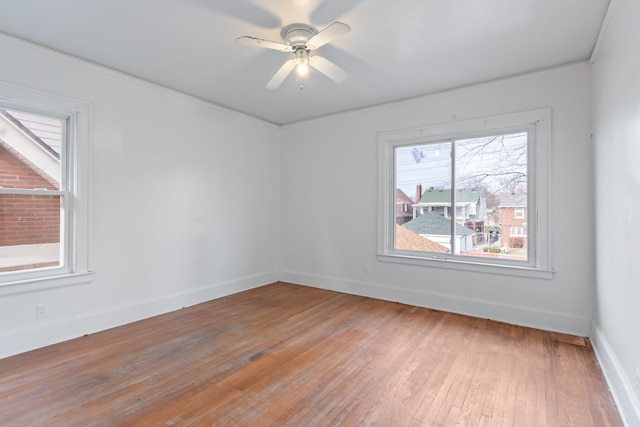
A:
[591, 323, 640, 427]
[279, 270, 591, 336]
[0, 271, 277, 359]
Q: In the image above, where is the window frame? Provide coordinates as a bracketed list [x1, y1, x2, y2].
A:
[378, 109, 553, 279]
[0, 82, 93, 294]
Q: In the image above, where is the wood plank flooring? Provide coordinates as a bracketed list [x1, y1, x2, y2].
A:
[0, 282, 622, 426]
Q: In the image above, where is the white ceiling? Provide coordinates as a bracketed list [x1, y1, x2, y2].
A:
[0, 0, 609, 125]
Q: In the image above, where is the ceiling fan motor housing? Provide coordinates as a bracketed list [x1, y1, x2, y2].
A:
[281, 23, 318, 48]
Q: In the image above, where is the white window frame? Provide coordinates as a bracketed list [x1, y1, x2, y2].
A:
[0, 82, 93, 295]
[378, 109, 553, 279]
[510, 227, 528, 237]
[514, 207, 525, 218]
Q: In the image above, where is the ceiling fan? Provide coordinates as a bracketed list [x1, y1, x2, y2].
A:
[236, 22, 351, 89]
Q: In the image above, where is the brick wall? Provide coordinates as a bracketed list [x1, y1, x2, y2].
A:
[0, 146, 60, 246]
[499, 207, 527, 248]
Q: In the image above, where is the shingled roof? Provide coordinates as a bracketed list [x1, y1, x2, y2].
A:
[497, 192, 527, 208]
[419, 188, 482, 204]
[403, 211, 474, 237]
[395, 224, 448, 253]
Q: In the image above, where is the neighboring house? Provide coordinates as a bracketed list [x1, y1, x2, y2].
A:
[395, 224, 448, 253]
[496, 192, 527, 248]
[414, 186, 487, 227]
[0, 110, 61, 272]
[395, 189, 413, 225]
[402, 211, 474, 254]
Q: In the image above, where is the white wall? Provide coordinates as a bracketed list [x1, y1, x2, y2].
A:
[0, 34, 281, 358]
[591, 0, 640, 424]
[280, 62, 594, 336]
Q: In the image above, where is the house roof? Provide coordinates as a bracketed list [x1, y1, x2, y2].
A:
[396, 188, 413, 204]
[497, 192, 527, 208]
[419, 188, 482, 205]
[2, 110, 62, 157]
[0, 110, 61, 187]
[395, 224, 448, 253]
[403, 212, 474, 237]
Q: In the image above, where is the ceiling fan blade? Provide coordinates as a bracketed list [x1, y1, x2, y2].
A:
[236, 36, 291, 52]
[307, 22, 351, 49]
[266, 59, 297, 89]
[309, 55, 348, 83]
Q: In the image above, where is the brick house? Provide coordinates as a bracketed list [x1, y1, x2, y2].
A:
[496, 192, 527, 249]
[395, 189, 413, 225]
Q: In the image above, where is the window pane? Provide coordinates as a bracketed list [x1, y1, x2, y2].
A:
[395, 142, 453, 253]
[0, 193, 62, 272]
[0, 109, 62, 190]
[455, 132, 528, 261]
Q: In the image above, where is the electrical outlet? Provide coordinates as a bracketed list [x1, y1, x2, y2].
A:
[36, 304, 49, 320]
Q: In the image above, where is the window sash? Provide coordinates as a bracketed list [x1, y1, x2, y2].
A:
[0, 114, 72, 277]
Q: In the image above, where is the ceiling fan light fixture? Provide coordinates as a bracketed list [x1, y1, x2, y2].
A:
[295, 48, 310, 76]
[296, 63, 309, 77]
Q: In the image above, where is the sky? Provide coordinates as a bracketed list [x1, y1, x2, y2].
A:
[395, 132, 527, 201]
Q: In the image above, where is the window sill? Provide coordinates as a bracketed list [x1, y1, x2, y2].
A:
[377, 254, 553, 280]
[0, 271, 95, 296]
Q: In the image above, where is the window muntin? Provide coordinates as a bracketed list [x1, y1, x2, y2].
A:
[379, 109, 551, 277]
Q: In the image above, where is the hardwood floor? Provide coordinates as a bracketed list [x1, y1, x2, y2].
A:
[0, 282, 622, 426]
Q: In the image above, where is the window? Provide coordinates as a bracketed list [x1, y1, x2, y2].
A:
[510, 227, 527, 237]
[378, 109, 551, 278]
[0, 83, 91, 291]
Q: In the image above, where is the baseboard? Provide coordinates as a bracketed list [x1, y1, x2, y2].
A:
[279, 270, 591, 336]
[0, 271, 277, 359]
[591, 323, 640, 427]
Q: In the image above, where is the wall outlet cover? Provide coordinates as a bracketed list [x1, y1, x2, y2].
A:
[36, 304, 49, 320]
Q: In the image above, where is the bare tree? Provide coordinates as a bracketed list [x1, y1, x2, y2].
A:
[455, 134, 527, 194]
